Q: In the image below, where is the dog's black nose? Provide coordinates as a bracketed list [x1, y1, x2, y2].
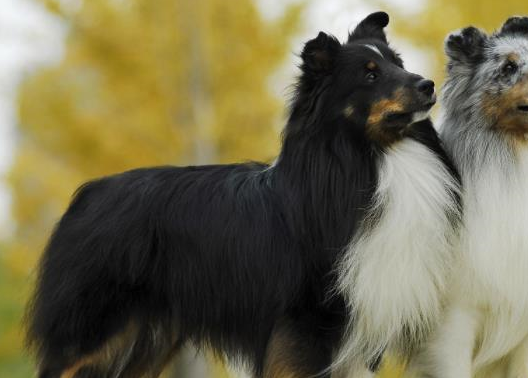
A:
[417, 79, 435, 96]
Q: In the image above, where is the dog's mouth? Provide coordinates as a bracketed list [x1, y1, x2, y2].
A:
[386, 98, 436, 125]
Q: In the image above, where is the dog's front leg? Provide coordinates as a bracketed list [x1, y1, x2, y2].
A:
[409, 303, 480, 378]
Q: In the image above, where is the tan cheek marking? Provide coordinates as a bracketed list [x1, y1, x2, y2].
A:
[482, 92, 504, 121]
[343, 105, 355, 118]
[365, 88, 411, 145]
[483, 76, 528, 139]
[367, 97, 405, 125]
[367, 88, 406, 125]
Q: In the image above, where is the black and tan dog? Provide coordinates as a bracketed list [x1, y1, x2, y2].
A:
[26, 12, 461, 378]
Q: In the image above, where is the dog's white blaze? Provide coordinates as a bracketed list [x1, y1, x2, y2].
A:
[363, 44, 384, 58]
[458, 147, 528, 370]
[336, 139, 459, 366]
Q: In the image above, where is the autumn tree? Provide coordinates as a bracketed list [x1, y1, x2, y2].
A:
[1, 0, 301, 376]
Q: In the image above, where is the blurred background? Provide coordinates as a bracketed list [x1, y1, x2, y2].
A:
[0, 0, 525, 376]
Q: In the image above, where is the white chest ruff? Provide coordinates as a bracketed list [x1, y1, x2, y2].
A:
[459, 149, 528, 367]
[335, 139, 460, 364]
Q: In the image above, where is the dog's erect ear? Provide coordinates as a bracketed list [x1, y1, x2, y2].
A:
[445, 27, 488, 65]
[498, 16, 528, 37]
[301, 32, 341, 73]
[348, 12, 389, 43]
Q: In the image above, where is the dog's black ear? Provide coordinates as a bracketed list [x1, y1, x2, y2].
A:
[348, 12, 389, 43]
[498, 16, 528, 37]
[445, 26, 488, 66]
[301, 32, 341, 73]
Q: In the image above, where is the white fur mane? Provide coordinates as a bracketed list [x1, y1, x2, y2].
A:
[457, 145, 528, 370]
[335, 138, 460, 370]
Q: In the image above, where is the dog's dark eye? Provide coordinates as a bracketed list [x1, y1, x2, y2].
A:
[502, 61, 518, 76]
[366, 72, 378, 82]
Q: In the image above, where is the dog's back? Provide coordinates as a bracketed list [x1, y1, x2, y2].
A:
[27, 164, 313, 377]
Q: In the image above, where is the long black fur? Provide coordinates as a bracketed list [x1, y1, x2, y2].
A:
[26, 12, 459, 378]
